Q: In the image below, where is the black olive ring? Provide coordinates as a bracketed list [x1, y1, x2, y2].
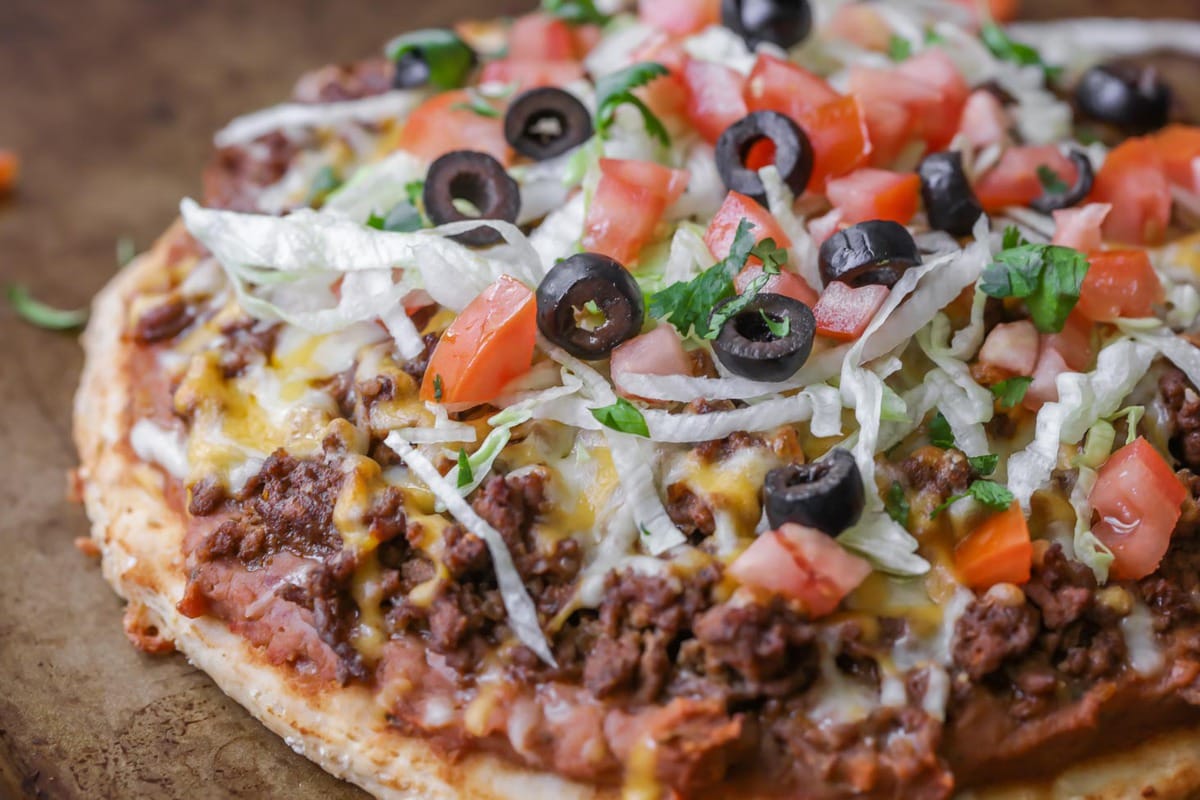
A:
[711, 293, 816, 382]
[423, 150, 522, 248]
[818, 220, 922, 288]
[918, 151, 984, 238]
[715, 111, 814, 204]
[535, 253, 645, 360]
[504, 87, 594, 162]
[721, 0, 814, 50]
[1029, 150, 1095, 214]
[1075, 63, 1172, 135]
[762, 448, 865, 535]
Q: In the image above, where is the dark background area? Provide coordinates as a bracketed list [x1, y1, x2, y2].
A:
[0, 0, 1197, 797]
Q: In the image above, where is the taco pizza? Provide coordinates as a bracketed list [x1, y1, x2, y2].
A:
[73, 0, 1200, 797]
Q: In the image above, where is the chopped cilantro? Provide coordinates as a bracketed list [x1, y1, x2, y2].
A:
[595, 62, 671, 147]
[968, 453, 999, 476]
[1036, 164, 1069, 194]
[456, 449, 474, 488]
[433, 374, 444, 402]
[760, 308, 791, 338]
[5, 284, 88, 331]
[385, 29, 475, 90]
[591, 397, 650, 437]
[648, 219, 758, 339]
[541, 0, 610, 25]
[887, 35, 912, 61]
[451, 92, 501, 118]
[932, 480, 1015, 518]
[885, 481, 911, 527]
[979, 243, 1089, 333]
[1002, 225, 1028, 250]
[980, 22, 1060, 80]
[404, 180, 425, 207]
[928, 411, 955, 449]
[366, 200, 424, 233]
[991, 376, 1033, 409]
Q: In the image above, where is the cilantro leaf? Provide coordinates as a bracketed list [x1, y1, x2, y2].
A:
[648, 219, 757, 339]
[703, 234, 792, 338]
[367, 200, 424, 233]
[929, 412, 955, 449]
[750, 238, 787, 273]
[885, 481, 911, 527]
[968, 453, 999, 476]
[991, 376, 1033, 409]
[1036, 164, 1069, 194]
[979, 243, 1089, 333]
[761, 308, 790, 337]
[433, 374, 444, 402]
[595, 62, 671, 147]
[591, 398, 650, 437]
[541, 0, 610, 25]
[888, 35, 912, 61]
[980, 22, 1060, 80]
[931, 480, 1015, 518]
[404, 180, 425, 207]
[456, 449, 474, 488]
[5, 284, 88, 331]
[385, 29, 475, 90]
[1002, 225, 1028, 250]
[451, 92, 501, 118]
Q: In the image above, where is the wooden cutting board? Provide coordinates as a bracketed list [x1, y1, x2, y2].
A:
[0, 0, 1196, 797]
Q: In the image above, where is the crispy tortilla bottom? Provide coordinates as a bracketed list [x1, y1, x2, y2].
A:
[74, 232, 1200, 800]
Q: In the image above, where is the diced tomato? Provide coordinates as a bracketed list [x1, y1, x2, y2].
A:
[796, 96, 873, 189]
[825, 169, 921, 226]
[958, 90, 1010, 149]
[973, 145, 1077, 212]
[1023, 313, 1095, 410]
[478, 58, 585, 89]
[583, 159, 689, 266]
[1090, 438, 1188, 580]
[0, 150, 17, 194]
[398, 91, 512, 165]
[704, 191, 791, 260]
[825, 4, 893, 51]
[848, 67, 936, 166]
[507, 13, 577, 61]
[950, 0, 1022, 25]
[954, 503, 1032, 591]
[728, 524, 873, 617]
[1051, 203, 1111, 253]
[735, 263, 819, 307]
[610, 326, 693, 398]
[571, 24, 604, 58]
[631, 34, 690, 123]
[814, 282, 890, 341]
[420, 276, 536, 405]
[1089, 137, 1172, 246]
[808, 208, 843, 246]
[978, 320, 1039, 377]
[895, 50, 970, 149]
[682, 58, 748, 145]
[1156, 125, 1200, 192]
[638, 0, 720, 36]
[1076, 249, 1164, 323]
[744, 54, 839, 125]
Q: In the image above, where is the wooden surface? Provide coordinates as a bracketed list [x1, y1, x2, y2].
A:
[0, 1, 1196, 798]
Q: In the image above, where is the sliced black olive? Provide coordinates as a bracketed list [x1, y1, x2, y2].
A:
[1075, 63, 1171, 134]
[716, 111, 814, 203]
[504, 88, 594, 161]
[722, 0, 813, 50]
[711, 293, 815, 382]
[1029, 149, 1095, 214]
[423, 151, 521, 248]
[819, 220, 922, 288]
[536, 253, 644, 359]
[918, 152, 983, 238]
[763, 449, 865, 535]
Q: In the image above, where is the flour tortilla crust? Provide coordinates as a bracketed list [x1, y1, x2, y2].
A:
[73, 226, 1200, 800]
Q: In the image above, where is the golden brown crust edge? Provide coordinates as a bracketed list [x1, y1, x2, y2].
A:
[72, 227, 1200, 800]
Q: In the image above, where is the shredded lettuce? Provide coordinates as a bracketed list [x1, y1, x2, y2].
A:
[324, 150, 427, 223]
[213, 91, 426, 148]
[1069, 465, 1115, 583]
[438, 408, 533, 509]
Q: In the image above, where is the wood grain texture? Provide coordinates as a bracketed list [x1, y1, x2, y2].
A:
[0, 1, 1194, 798]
